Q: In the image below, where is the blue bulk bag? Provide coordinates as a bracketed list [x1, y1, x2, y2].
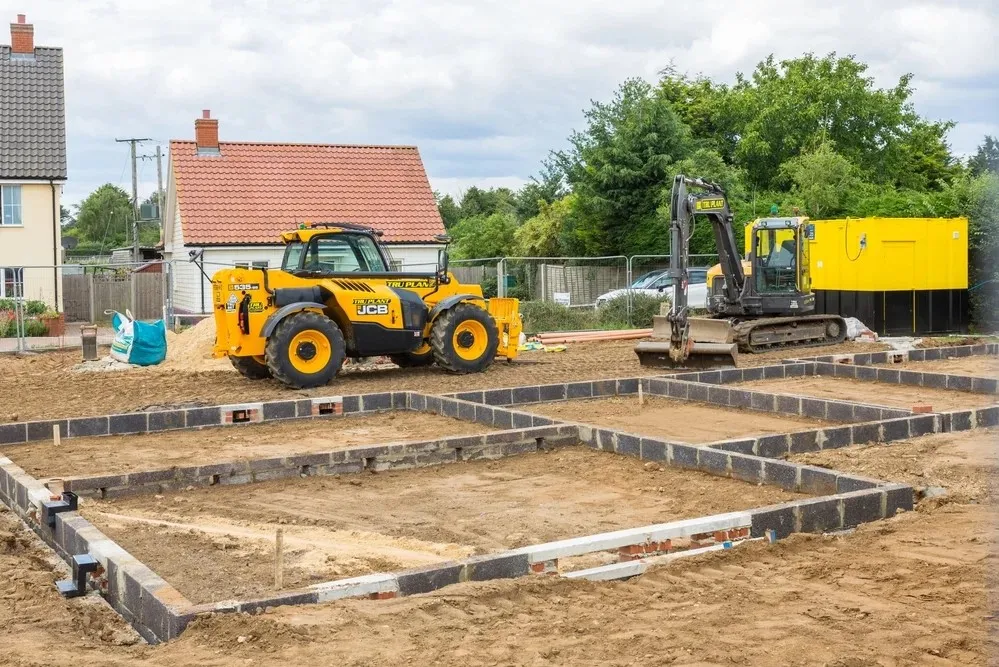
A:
[109, 310, 167, 366]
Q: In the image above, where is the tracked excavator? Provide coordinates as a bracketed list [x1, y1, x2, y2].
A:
[634, 175, 846, 368]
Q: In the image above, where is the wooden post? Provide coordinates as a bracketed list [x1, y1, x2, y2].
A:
[52, 423, 61, 447]
[274, 528, 284, 590]
[87, 272, 96, 324]
[638, 383, 645, 407]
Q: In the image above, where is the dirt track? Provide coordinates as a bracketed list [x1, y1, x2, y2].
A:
[82, 448, 803, 604]
[739, 375, 997, 411]
[522, 395, 829, 442]
[8, 411, 491, 478]
[0, 339, 888, 422]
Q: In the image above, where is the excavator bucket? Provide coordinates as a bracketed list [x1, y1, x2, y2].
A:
[634, 316, 738, 369]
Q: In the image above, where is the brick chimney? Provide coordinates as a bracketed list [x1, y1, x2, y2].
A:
[10, 14, 33, 54]
[195, 109, 220, 155]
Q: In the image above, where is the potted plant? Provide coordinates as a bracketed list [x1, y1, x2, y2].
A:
[39, 310, 65, 337]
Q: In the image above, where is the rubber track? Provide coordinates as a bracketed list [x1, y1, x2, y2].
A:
[732, 314, 847, 354]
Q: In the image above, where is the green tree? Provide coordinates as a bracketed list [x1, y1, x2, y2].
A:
[554, 78, 692, 256]
[513, 194, 578, 257]
[458, 186, 516, 219]
[657, 67, 741, 162]
[435, 191, 461, 229]
[969, 136, 999, 176]
[449, 212, 517, 259]
[514, 160, 567, 221]
[779, 141, 858, 218]
[71, 184, 134, 250]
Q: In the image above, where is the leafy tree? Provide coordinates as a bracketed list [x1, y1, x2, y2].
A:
[71, 184, 134, 250]
[658, 67, 741, 162]
[513, 194, 577, 257]
[457, 186, 516, 219]
[434, 191, 461, 229]
[449, 212, 517, 259]
[514, 159, 567, 221]
[969, 136, 999, 176]
[60, 204, 74, 227]
[779, 141, 858, 218]
[554, 78, 692, 256]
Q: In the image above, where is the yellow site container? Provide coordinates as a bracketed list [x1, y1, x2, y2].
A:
[743, 217, 969, 335]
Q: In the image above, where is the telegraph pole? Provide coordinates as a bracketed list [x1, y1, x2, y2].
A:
[115, 137, 151, 261]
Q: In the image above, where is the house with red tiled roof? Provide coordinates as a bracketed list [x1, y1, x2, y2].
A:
[162, 110, 446, 313]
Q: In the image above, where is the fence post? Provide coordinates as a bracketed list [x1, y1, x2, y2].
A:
[87, 271, 96, 324]
[497, 259, 506, 298]
[129, 268, 137, 317]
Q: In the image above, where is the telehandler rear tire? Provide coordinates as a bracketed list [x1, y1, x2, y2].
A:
[266, 311, 346, 389]
[230, 355, 272, 380]
[389, 343, 435, 368]
[430, 303, 498, 374]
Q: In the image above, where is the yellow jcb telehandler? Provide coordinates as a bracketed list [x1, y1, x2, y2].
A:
[210, 222, 521, 389]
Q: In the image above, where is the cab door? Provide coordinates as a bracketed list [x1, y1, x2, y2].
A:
[797, 224, 813, 294]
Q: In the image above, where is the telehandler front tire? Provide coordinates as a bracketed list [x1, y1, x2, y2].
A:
[266, 311, 346, 389]
[430, 303, 499, 374]
[230, 355, 272, 380]
[389, 343, 435, 368]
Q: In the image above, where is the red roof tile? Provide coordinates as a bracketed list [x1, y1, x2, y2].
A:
[170, 141, 445, 245]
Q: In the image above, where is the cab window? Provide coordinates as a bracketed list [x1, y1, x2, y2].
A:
[284, 233, 388, 274]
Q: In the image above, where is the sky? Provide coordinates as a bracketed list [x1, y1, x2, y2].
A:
[6, 0, 998, 208]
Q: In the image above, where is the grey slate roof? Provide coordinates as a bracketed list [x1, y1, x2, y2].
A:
[0, 45, 67, 179]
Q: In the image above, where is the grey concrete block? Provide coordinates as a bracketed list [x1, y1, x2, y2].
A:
[729, 453, 762, 483]
[341, 395, 361, 413]
[884, 484, 915, 517]
[763, 460, 798, 490]
[0, 422, 27, 445]
[789, 430, 819, 454]
[881, 419, 910, 442]
[667, 381, 689, 400]
[908, 414, 937, 437]
[948, 410, 973, 432]
[719, 368, 743, 384]
[762, 365, 785, 379]
[531, 415, 554, 427]
[439, 398, 460, 419]
[616, 378, 639, 395]
[798, 466, 837, 495]
[474, 403, 495, 426]
[127, 469, 176, 486]
[711, 439, 755, 455]
[492, 409, 514, 430]
[921, 347, 941, 360]
[640, 438, 668, 462]
[852, 405, 883, 422]
[843, 491, 883, 527]
[27, 419, 66, 442]
[776, 394, 801, 415]
[109, 413, 149, 435]
[798, 497, 842, 533]
[953, 345, 973, 357]
[825, 401, 853, 422]
[729, 389, 753, 409]
[800, 398, 827, 420]
[707, 385, 732, 406]
[512, 386, 541, 404]
[424, 396, 443, 415]
[592, 379, 617, 397]
[742, 366, 765, 382]
[295, 399, 314, 417]
[452, 391, 482, 404]
[511, 411, 533, 429]
[832, 363, 857, 378]
[457, 401, 477, 423]
[972, 377, 999, 394]
[362, 393, 392, 411]
[757, 434, 789, 458]
[540, 384, 568, 403]
[187, 407, 223, 428]
[897, 370, 922, 386]
[697, 448, 730, 476]
[261, 400, 297, 421]
[837, 475, 878, 493]
[465, 552, 529, 581]
[877, 368, 901, 384]
[566, 382, 592, 400]
[670, 444, 698, 469]
[976, 406, 999, 428]
[392, 392, 409, 409]
[921, 372, 948, 390]
[698, 370, 722, 384]
[785, 363, 807, 378]
[148, 410, 185, 432]
[121, 566, 145, 620]
[868, 352, 889, 364]
[750, 391, 775, 412]
[616, 433, 640, 458]
[68, 416, 109, 438]
[397, 563, 464, 596]
[855, 365, 878, 381]
[751, 504, 795, 539]
[947, 374, 973, 392]
[687, 383, 709, 402]
[822, 426, 852, 450]
[596, 429, 616, 452]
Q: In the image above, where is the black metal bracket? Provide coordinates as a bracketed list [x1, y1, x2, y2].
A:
[56, 554, 99, 598]
[41, 491, 78, 529]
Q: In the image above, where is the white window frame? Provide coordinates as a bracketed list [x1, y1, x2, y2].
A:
[0, 268, 24, 299]
[1, 185, 23, 226]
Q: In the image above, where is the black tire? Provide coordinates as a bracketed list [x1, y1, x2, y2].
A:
[430, 303, 499, 374]
[265, 312, 346, 389]
[230, 355, 272, 380]
[389, 345, 435, 368]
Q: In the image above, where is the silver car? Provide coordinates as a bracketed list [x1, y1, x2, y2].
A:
[595, 268, 709, 309]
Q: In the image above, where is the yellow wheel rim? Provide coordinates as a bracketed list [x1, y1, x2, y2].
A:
[288, 330, 332, 374]
[452, 320, 488, 361]
[413, 341, 432, 355]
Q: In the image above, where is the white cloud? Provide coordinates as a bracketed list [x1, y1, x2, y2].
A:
[5, 0, 996, 208]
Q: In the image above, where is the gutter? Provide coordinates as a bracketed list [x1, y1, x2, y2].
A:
[50, 180, 59, 310]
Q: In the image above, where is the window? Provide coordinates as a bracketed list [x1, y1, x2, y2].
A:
[1, 186, 22, 226]
[0, 268, 24, 298]
[687, 269, 708, 285]
[292, 233, 388, 274]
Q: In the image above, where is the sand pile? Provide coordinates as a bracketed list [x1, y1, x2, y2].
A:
[160, 317, 232, 372]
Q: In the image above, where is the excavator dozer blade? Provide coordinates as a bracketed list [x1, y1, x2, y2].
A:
[634, 340, 738, 369]
[687, 317, 734, 344]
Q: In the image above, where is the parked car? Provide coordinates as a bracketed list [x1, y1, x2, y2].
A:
[594, 268, 709, 309]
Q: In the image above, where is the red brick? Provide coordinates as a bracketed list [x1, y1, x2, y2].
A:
[713, 530, 727, 542]
[912, 404, 933, 414]
[368, 591, 396, 600]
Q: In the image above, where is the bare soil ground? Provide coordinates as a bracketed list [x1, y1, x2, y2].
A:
[81, 448, 803, 604]
[7, 412, 491, 479]
[0, 339, 887, 422]
[876, 355, 999, 379]
[740, 375, 997, 411]
[521, 395, 830, 442]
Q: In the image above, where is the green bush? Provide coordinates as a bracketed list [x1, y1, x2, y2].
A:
[23, 319, 47, 337]
[0, 314, 14, 337]
[0, 298, 14, 312]
[519, 301, 601, 333]
[597, 293, 670, 329]
[24, 300, 48, 316]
